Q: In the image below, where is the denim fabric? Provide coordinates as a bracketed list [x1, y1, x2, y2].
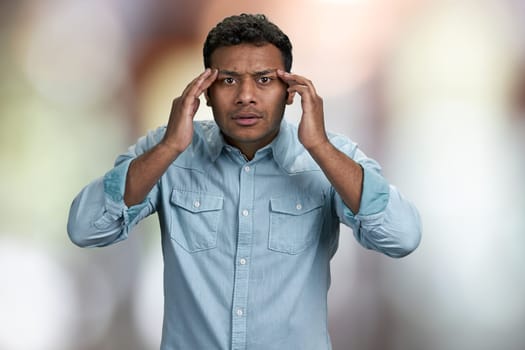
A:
[68, 120, 421, 350]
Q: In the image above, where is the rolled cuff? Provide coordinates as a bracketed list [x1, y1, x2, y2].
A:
[344, 165, 390, 218]
[103, 159, 132, 204]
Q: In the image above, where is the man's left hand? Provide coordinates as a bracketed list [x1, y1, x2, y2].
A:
[277, 70, 329, 151]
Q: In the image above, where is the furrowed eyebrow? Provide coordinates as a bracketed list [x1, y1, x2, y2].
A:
[217, 69, 277, 77]
[218, 70, 240, 77]
[253, 69, 277, 77]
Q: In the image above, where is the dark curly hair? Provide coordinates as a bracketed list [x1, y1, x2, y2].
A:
[203, 14, 293, 72]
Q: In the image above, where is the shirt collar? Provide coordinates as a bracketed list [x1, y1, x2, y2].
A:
[203, 119, 317, 173]
[200, 120, 226, 162]
[270, 119, 320, 174]
[203, 119, 288, 164]
[269, 119, 292, 168]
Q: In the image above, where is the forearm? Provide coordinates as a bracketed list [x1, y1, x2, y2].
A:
[124, 69, 217, 206]
[124, 142, 181, 206]
[68, 129, 167, 247]
[352, 188, 421, 257]
[307, 140, 363, 214]
[68, 176, 131, 247]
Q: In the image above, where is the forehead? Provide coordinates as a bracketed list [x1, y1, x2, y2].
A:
[209, 43, 285, 72]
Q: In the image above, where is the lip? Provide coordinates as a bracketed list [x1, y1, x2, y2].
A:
[232, 112, 262, 126]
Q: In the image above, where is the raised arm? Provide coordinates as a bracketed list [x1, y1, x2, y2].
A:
[124, 68, 218, 206]
[277, 70, 421, 257]
[67, 69, 217, 247]
[277, 70, 363, 213]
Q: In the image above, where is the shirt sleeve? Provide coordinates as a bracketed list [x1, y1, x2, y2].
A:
[67, 128, 164, 248]
[331, 136, 422, 258]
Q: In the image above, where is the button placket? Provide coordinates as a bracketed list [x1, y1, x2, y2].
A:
[231, 163, 255, 349]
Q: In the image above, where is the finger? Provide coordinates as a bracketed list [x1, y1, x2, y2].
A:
[181, 72, 205, 96]
[286, 84, 308, 95]
[194, 68, 218, 96]
[182, 68, 215, 98]
[287, 85, 317, 107]
[284, 79, 315, 102]
[277, 70, 316, 93]
[176, 70, 210, 114]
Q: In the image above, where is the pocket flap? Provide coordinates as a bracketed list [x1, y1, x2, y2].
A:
[171, 190, 224, 213]
[270, 195, 323, 216]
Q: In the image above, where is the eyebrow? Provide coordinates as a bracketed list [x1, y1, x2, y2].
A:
[218, 69, 277, 77]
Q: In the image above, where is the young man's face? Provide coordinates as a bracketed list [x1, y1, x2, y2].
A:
[206, 43, 294, 159]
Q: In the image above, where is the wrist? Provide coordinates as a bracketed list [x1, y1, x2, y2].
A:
[157, 139, 185, 160]
[304, 138, 332, 156]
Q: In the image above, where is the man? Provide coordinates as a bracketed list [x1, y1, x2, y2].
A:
[68, 13, 421, 350]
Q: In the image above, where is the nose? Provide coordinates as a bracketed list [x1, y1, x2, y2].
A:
[235, 79, 256, 105]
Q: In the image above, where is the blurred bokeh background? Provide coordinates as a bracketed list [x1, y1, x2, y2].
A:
[1, 0, 525, 349]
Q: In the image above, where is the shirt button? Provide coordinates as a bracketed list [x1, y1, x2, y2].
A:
[244, 165, 251, 172]
[193, 200, 201, 208]
[242, 209, 249, 217]
[236, 308, 244, 317]
[239, 258, 247, 265]
[296, 203, 302, 210]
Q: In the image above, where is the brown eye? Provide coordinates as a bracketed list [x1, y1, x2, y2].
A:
[224, 77, 236, 85]
[258, 76, 272, 84]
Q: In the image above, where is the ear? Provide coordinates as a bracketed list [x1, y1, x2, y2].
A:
[286, 90, 295, 105]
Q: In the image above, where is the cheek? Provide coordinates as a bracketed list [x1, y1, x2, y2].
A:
[208, 87, 234, 107]
[271, 90, 289, 109]
[275, 86, 289, 103]
[262, 85, 284, 99]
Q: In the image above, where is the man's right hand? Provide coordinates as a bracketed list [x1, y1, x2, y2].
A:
[161, 68, 218, 154]
[123, 69, 217, 206]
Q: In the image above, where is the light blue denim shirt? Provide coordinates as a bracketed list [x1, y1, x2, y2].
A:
[68, 120, 421, 350]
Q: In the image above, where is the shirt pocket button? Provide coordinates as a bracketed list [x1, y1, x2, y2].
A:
[268, 195, 324, 254]
[170, 190, 224, 253]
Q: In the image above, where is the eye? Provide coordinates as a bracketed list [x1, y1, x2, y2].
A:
[223, 77, 236, 85]
[258, 76, 272, 84]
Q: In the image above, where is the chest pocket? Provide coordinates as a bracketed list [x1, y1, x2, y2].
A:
[268, 195, 325, 254]
[170, 189, 224, 253]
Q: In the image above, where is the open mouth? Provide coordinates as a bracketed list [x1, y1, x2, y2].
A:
[232, 112, 262, 126]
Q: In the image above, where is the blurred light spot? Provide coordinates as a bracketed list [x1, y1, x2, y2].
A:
[69, 254, 119, 348]
[137, 45, 208, 133]
[381, 3, 525, 348]
[133, 250, 163, 349]
[0, 237, 77, 350]
[13, 0, 129, 108]
[0, 98, 128, 241]
[386, 1, 518, 119]
[319, 0, 368, 3]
